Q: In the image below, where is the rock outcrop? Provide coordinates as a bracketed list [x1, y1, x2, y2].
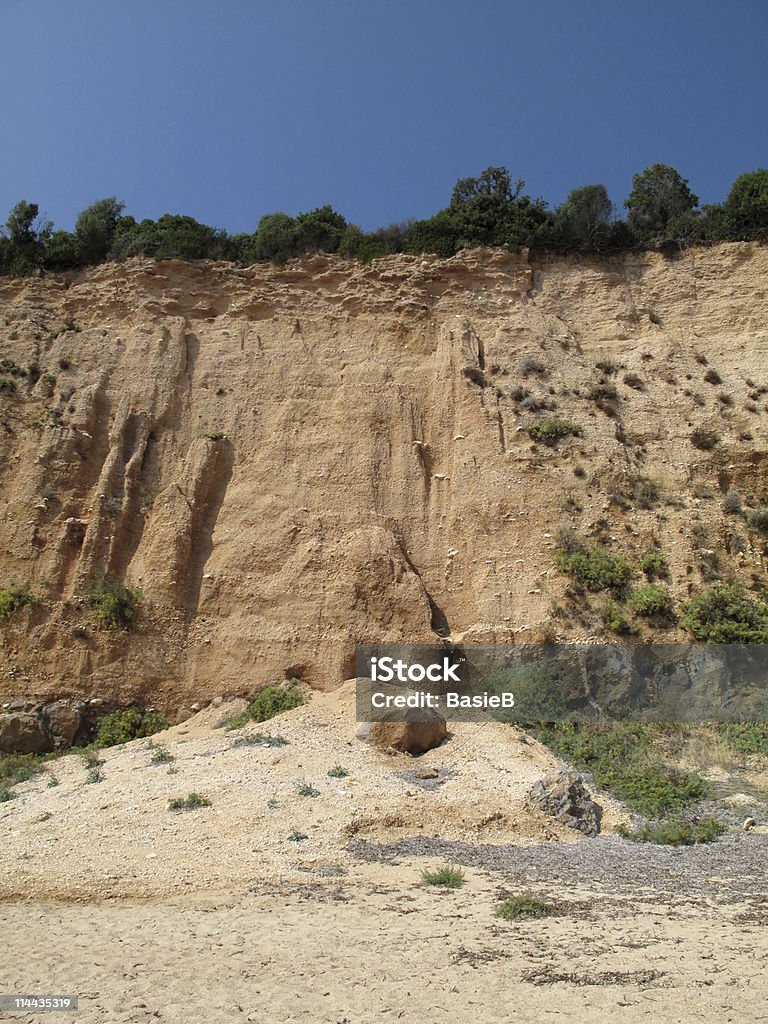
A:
[1, 244, 768, 709]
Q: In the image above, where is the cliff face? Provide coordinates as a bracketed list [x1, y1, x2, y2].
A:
[1, 244, 767, 709]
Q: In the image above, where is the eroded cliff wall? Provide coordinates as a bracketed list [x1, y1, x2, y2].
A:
[1, 245, 766, 708]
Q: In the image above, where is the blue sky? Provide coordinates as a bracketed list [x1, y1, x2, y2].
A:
[1, 0, 766, 233]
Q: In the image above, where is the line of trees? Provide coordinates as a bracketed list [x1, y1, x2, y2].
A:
[1, 163, 767, 276]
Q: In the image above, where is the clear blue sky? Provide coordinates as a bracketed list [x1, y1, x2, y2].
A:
[1, 0, 766, 233]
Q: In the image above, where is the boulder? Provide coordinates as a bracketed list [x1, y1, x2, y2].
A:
[41, 702, 83, 747]
[358, 707, 447, 755]
[0, 713, 54, 755]
[526, 769, 602, 837]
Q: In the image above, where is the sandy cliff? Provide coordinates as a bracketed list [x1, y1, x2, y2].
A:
[1, 244, 767, 709]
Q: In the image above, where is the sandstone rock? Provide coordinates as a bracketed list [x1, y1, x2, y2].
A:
[358, 709, 447, 756]
[526, 769, 602, 837]
[0, 713, 54, 755]
[743, 817, 756, 831]
[175, 707, 194, 724]
[42, 702, 82, 747]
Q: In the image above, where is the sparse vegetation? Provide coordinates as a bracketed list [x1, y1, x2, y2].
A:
[0, 752, 52, 801]
[640, 549, 668, 579]
[618, 817, 726, 846]
[327, 765, 350, 778]
[746, 508, 768, 532]
[627, 583, 674, 619]
[0, 584, 36, 622]
[231, 732, 288, 748]
[93, 708, 169, 748]
[529, 417, 582, 445]
[495, 894, 552, 921]
[421, 864, 465, 888]
[147, 742, 175, 765]
[691, 427, 719, 451]
[287, 830, 308, 843]
[633, 477, 659, 509]
[556, 530, 632, 595]
[226, 683, 306, 729]
[297, 781, 320, 798]
[722, 490, 742, 514]
[601, 600, 637, 635]
[681, 583, 768, 643]
[84, 579, 142, 629]
[168, 792, 211, 811]
[534, 723, 707, 818]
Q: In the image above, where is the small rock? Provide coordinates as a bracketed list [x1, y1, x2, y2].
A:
[743, 817, 756, 831]
[414, 766, 439, 780]
[0, 713, 54, 754]
[526, 769, 602, 837]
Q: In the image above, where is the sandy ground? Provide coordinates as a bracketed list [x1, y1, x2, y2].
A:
[1, 691, 766, 1023]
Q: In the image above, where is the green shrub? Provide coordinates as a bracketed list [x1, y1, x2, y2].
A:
[231, 732, 288, 748]
[147, 742, 175, 765]
[633, 477, 659, 509]
[681, 583, 768, 643]
[0, 583, 36, 622]
[534, 723, 707, 817]
[0, 752, 51, 789]
[287, 830, 308, 842]
[556, 534, 632, 594]
[226, 683, 306, 729]
[618, 817, 726, 845]
[528, 417, 582, 445]
[93, 708, 169, 748]
[495, 894, 552, 921]
[421, 864, 465, 888]
[84, 579, 142, 629]
[627, 583, 674, 619]
[746, 508, 768, 532]
[327, 765, 350, 778]
[601, 600, 637, 635]
[0, 376, 16, 394]
[640, 549, 669, 579]
[482, 664, 570, 724]
[722, 491, 742, 514]
[297, 781, 320, 798]
[717, 723, 768, 756]
[168, 792, 211, 811]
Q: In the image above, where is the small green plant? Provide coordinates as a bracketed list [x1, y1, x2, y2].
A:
[601, 600, 637, 635]
[297, 781, 320, 798]
[722, 490, 742, 514]
[681, 583, 768, 643]
[633, 477, 659, 509]
[0, 376, 17, 394]
[421, 864, 465, 888]
[495, 894, 552, 921]
[0, 583, 36, 622]
[556, 531, 632, 595]
[226, 683, 306, 729]
[93, 708, 169, 748]
[0, 788, 15, 802]
[327, 765, 350, 778]
[287, 830, 308, 842]
[267, 797, 279, 810]
[746, 508, 768, 532]
[168, 792, 211, 811]
[641, 549, 669, 579]
[47, 774, 59, 787]
[148, 743, 175, 765]
[618, 817, 726, 846]
[0, 752, 52, 790]
[84, 579, 142, 629]
[231, 731, 288, 747]
[85, 765, 104, 784]
[204, 431, 225, 441]
[627, 583, 674, 619]
[528, 417, 582, 446]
